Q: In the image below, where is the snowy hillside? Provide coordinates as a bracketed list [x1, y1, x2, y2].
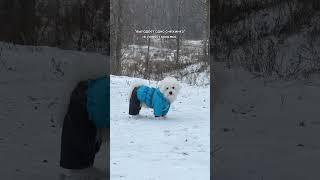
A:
[110, 75, 210, 180]
[212, 0, 320, 79]
[122, 40, 203, 63]
[0, 42, 108, 179]
[120, 40, 209, 86]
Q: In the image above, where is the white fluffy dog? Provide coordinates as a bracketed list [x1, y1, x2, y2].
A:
[129, 77, 181, 117]
[158, 77, 181, 103]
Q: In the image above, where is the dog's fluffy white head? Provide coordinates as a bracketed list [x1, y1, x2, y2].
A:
[158, 77, 181, 103]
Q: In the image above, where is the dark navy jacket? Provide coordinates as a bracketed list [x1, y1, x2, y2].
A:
[86, 76, 110, 128]
[136, 86, 170, 116]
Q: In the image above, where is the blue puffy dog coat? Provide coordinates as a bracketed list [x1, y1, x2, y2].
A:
[136, 85, 170, 117]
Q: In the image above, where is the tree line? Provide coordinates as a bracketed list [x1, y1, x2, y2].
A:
[0, 0, 110, 54]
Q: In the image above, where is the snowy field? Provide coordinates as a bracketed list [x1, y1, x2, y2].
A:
[0, 42, 107, 179]
[213, 62, 320, 180]
[110, 75, 210, 180]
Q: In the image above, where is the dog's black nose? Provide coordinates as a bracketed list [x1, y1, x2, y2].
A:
[169, 91, 173, 95]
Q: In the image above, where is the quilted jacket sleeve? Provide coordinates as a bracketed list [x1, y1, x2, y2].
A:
[162, 103, 170, 116]
[152, 93, 163, 117]
[86, 76, 110, 128]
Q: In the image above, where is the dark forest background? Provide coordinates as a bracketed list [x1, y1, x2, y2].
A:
[0, 0, 110, 54]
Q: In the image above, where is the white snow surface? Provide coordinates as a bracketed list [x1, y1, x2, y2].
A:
[213, 62, 320, 180]
[110, 75, 210, 180]
[0, 42, 107, 179]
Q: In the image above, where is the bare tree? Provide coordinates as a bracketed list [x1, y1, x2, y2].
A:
[203, 0, 209, 63]
[175, 0, 183, 65]
[144, 37, 151, 79]
[77, 0, 86, 50]
[111, 0, 123, 75]
[144, 1, 155, 79]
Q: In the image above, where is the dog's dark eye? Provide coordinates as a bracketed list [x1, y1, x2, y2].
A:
[166, 87, 169, 90]
[172, 87, 175, 89]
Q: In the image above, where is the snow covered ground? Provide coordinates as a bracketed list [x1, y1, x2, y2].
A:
[0, 42, 107, 179]
[110, 75, 210, 180]
[213, 62, 320, 180]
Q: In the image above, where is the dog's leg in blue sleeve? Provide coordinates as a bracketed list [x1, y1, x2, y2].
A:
[153, 100, 163, 117]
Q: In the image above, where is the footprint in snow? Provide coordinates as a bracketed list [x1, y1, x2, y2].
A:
[182, 152, 189, 156]
[164, 130, 171, 136]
